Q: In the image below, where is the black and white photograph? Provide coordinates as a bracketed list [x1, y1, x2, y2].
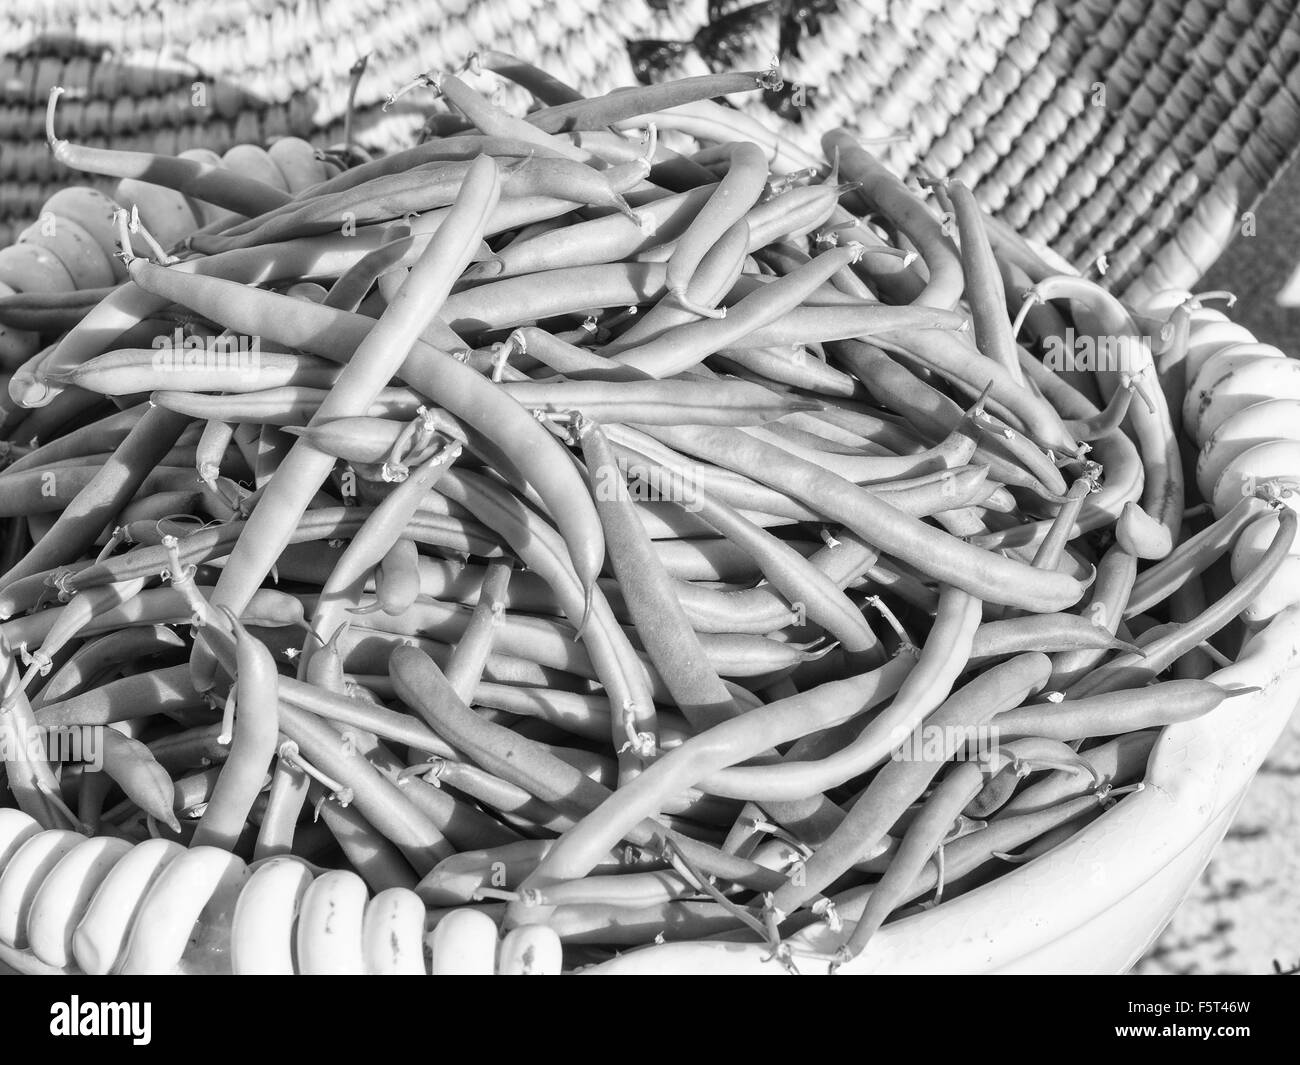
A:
[0, 0, 1296, 1007]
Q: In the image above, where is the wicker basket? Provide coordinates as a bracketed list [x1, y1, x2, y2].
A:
[0, 288, 1296, 974]
[1, 1, 1299, 976]
[4, 0, 1300, 301]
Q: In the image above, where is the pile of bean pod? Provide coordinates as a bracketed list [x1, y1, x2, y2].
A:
[0, 56, 1295, 976]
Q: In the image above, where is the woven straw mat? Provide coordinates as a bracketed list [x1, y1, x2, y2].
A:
[2, 0, 1300, 305]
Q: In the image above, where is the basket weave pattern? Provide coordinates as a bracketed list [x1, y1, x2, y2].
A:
[1, 1, 1299, 299]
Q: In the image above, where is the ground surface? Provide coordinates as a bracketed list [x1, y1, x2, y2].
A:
[1135, 710, 1300, 974]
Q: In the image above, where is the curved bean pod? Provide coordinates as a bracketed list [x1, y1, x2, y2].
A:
[771, 652, 1053, 914]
